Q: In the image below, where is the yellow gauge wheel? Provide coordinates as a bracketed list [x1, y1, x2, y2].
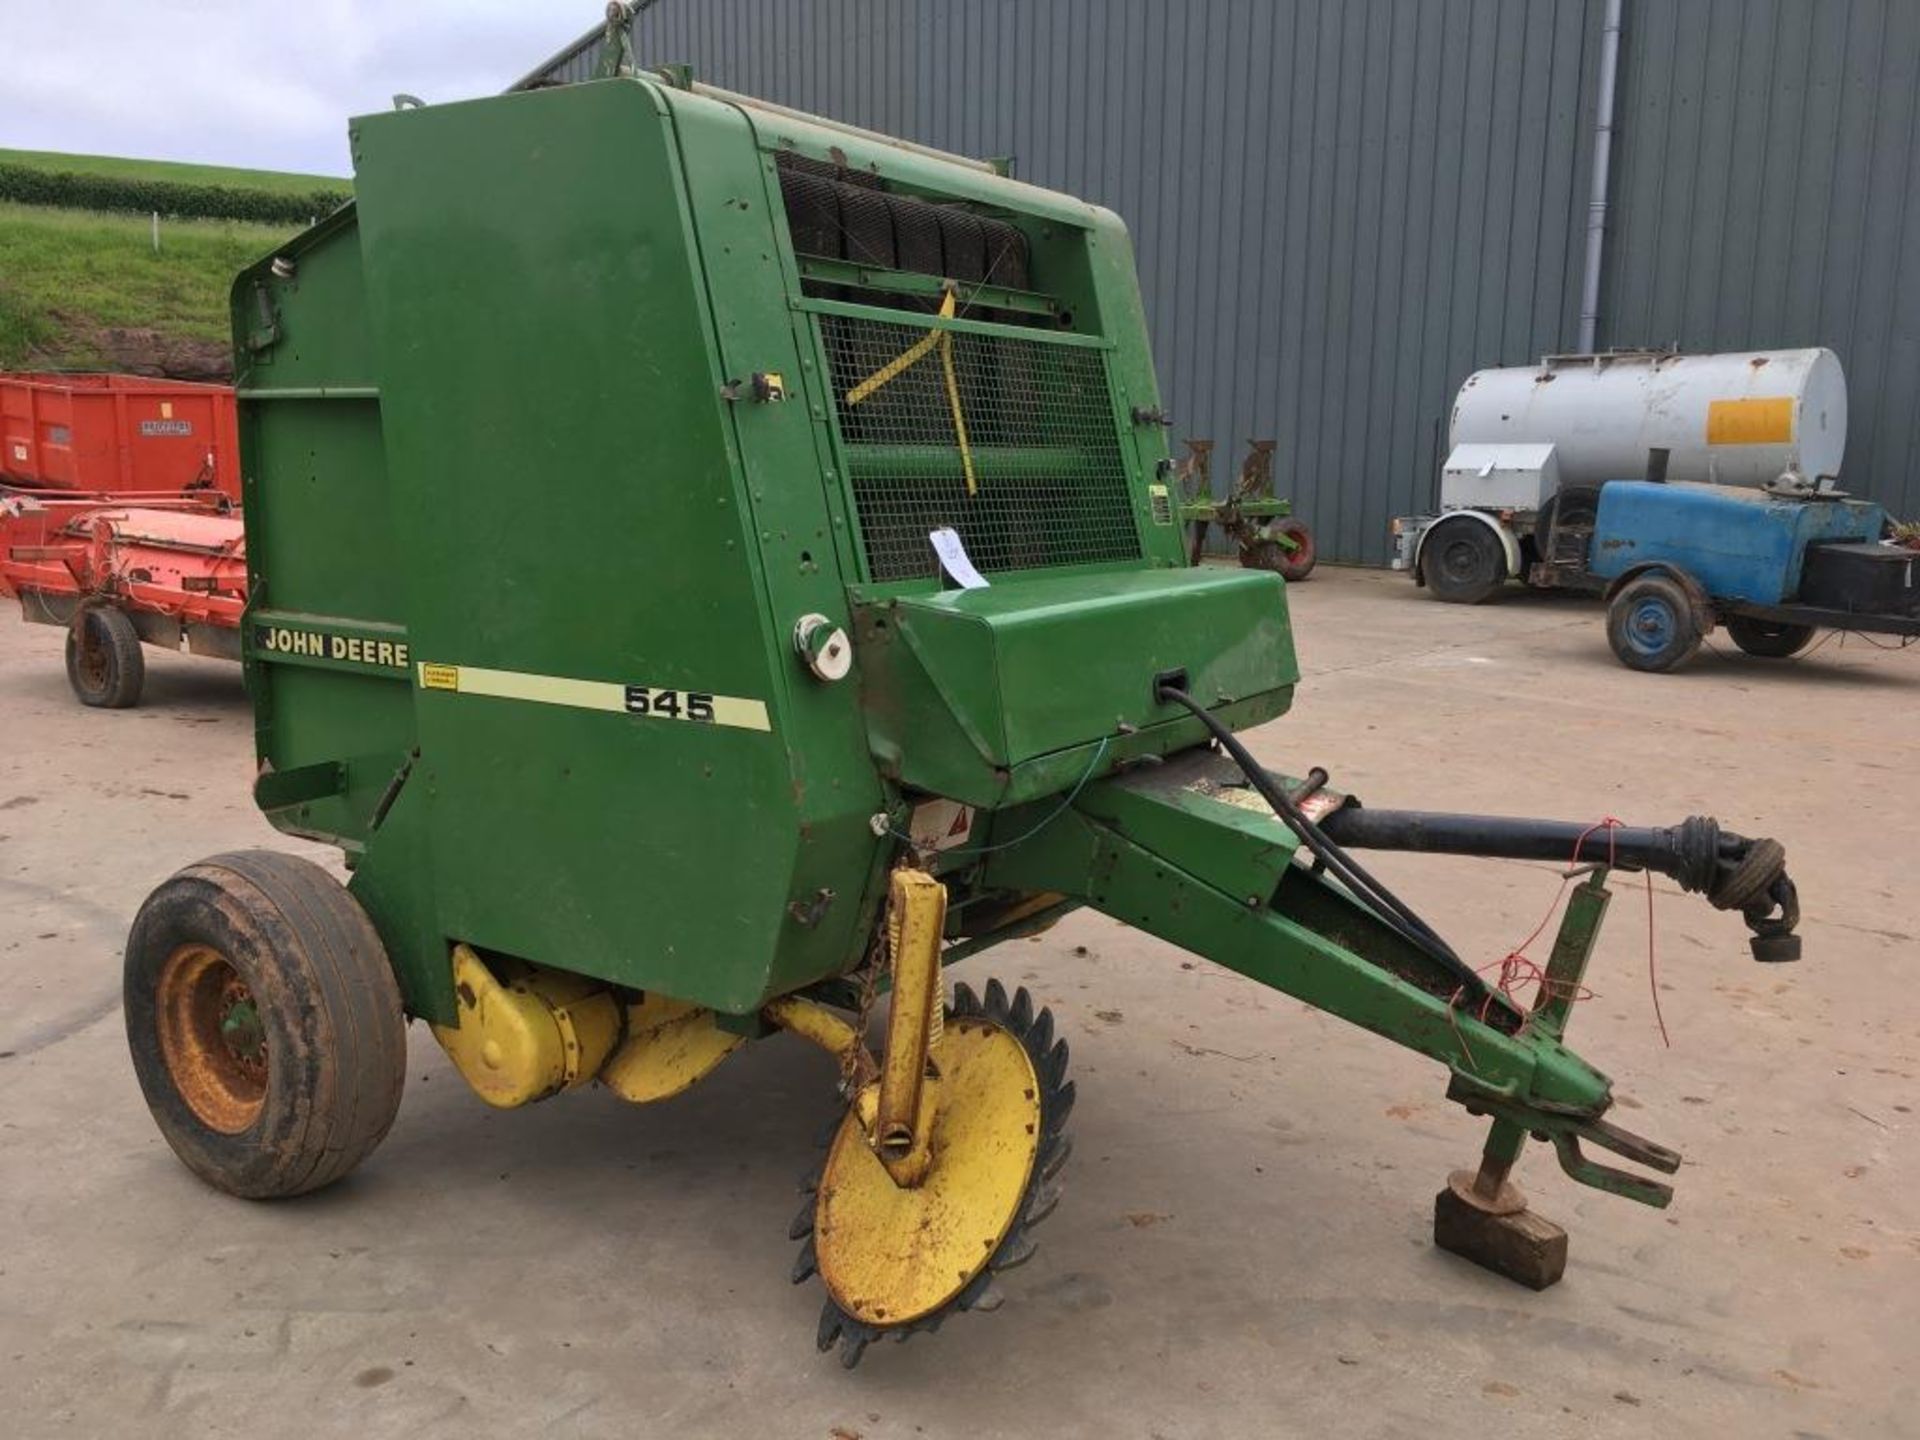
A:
[799, 980, 1072, 1367]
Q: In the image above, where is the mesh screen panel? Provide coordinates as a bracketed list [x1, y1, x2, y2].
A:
[820, 313, 1142, 582]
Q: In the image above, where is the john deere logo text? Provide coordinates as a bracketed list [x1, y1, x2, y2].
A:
[256, 625, 409, 670]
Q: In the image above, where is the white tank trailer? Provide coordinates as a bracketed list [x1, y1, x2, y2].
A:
[1392, 347, 1851, 603]
[1452, 348, 1847, 489]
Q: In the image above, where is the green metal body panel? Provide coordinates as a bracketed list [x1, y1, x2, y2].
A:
[854, 567, 1296, 807]
[985, 754, 1615, 1121]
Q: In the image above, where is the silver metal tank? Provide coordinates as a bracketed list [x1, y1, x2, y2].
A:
[1450, 348, 1848, 488]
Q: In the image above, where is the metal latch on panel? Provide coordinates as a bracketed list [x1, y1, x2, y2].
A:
[721, 372, 786, 403]
[245, 280, 280, 355]
[793, 612, 852, 681]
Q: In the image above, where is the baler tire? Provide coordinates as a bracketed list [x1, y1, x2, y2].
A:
[65, 606, 145, 708]
[124, 850, 407, 1200]
[1725, 615, 1816, 659]
[1606, 574, 1703, 673]
[1422, 517, 1505, 604]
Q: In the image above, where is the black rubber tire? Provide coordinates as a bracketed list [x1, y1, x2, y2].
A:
[1606, 574, 1704, 673]
[1422, 517, 1506, 603]
[1725, 615, 1817, 658]
[124, 851, 407, 1199]
[65, 606, 145, 708]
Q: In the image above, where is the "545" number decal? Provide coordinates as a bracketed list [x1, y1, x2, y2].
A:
[624, 686, 716, 723]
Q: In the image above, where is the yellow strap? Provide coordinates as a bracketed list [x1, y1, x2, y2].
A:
[845, 289, 955, 406]
[937, 330, 978, 496]
[843, 289, 976, 497]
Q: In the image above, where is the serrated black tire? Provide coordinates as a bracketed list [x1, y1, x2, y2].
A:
[803, 980, 1073, 1367]
[124, 850, 407, 1199]
[65, 606, 145, 708]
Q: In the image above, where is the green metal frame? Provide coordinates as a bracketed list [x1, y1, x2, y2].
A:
[796, 256, 1062, 320]
[981, 769, 1676, 1207]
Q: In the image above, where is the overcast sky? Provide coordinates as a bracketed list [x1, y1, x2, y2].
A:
[1, 1, 597, 177]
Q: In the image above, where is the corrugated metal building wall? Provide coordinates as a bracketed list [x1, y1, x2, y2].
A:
[1603, 0, 1920, 525]
[525, 0, 1920, 562]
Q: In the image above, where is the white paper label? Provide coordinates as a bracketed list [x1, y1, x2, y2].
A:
[929, 527, 989, 589]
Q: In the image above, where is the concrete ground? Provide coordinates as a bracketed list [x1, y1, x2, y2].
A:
[1, 569, 1915, 1440]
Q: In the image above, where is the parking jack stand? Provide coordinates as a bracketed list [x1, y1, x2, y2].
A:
[1433, 870, 1612, 1289]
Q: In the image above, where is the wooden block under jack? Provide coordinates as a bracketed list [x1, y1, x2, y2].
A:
[1432, 1168, 1568, 1291]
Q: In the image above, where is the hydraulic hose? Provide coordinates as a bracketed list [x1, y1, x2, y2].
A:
[1153, 685, 1503, 1011]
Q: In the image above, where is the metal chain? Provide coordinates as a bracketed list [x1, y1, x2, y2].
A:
[841, 913, 889, 1096]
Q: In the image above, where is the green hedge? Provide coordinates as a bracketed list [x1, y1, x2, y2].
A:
[0, 163, 350, 226]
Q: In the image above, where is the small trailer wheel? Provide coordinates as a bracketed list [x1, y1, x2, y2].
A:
[1243, 519, 1317, 582]
[65, 606, 145, 708]
[1606, 575, 1702, 673]
[124, 851, 407, 1199]
[1725, 615, 1816, 658]
[1422, 517, 1505, 603]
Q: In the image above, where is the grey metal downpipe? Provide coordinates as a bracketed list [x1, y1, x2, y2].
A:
[1576, 0, 1625, 353]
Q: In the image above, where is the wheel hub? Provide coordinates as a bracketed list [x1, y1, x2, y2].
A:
[155, 945, 269, 1134]
[217, 981, 268, 1080]
[75, 625, 109, 689]
[1440, 539, 1480, 582]
[1629, 598, 1675, 651]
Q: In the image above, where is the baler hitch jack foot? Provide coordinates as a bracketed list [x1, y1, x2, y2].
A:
[1433, 1120, 1568, 1291]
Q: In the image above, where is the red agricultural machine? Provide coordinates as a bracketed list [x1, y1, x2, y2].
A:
[0, 372, 247, 706]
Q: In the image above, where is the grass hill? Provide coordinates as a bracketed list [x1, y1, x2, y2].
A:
[0, 148, 347, 197]
[0, 150, 349, 379]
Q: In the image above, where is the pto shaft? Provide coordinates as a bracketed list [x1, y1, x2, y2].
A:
[1315, 809, 1722, 882]
[1315, 805, 1800, 961]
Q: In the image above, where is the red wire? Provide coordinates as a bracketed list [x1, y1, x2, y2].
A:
[1570, 815, 1622, 870]
[1566, 815, 1669, 1048]
[1447, 813, 1669, 1053]
[1644, 869, 1669, 1047]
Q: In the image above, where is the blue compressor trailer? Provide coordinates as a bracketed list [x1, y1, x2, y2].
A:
[1544, 481, 1920, 672]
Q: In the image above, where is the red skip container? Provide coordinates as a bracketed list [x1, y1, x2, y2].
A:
[0, 372, 240, 502]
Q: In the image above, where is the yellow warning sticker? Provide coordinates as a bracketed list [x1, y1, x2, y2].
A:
[1706, 396, 1794, 446]
[420, 663, 461, 691]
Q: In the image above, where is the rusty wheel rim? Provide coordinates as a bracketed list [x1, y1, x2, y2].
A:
[74, 621, 110, 692]
[155, 944, 268, 1134]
